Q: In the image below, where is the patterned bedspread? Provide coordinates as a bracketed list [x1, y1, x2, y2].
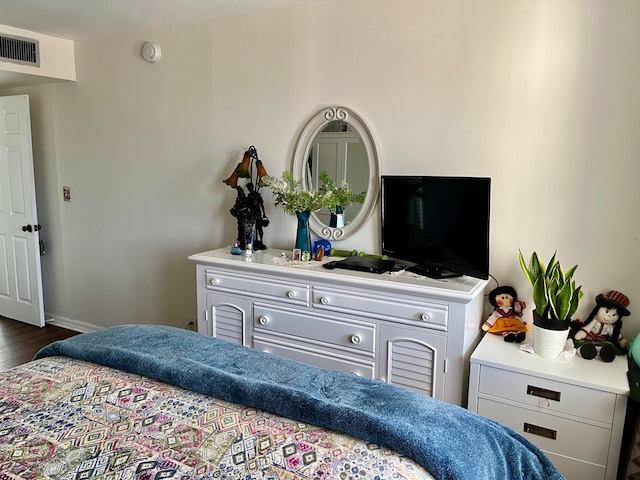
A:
[0, 356, 433, 480]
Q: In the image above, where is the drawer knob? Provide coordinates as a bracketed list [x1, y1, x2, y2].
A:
[210, 278, 219, 286]
[421, 313, 431, 322]
[259, 316, 269, 325]
[350, 334, 362, 345]
[320, 297, 329, 305]
[287, 291, 296, 299]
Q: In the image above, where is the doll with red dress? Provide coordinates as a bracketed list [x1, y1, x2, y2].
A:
[482, 286, 528, 343]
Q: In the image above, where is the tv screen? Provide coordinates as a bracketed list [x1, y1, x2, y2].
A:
[381, 176, 491, 280]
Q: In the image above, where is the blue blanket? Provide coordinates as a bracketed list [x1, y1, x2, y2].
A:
[35, 325, 563, 480]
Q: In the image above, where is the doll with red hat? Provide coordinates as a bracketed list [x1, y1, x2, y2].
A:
[570, 290, 631, 362]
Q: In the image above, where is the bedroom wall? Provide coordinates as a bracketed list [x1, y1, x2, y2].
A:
[1, 0, 639, 339]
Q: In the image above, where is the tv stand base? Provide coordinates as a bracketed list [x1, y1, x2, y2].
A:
[406, 264, 461, 279]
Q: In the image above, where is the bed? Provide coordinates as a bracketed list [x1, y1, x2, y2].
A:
[0, 325, 563, 480]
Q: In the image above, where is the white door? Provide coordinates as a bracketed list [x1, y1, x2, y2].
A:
[0, 95, 44, 327]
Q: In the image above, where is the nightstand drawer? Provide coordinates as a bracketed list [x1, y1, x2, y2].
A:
[204, 269, 309, 306]
[478, 366, 616, 424]
[312, 286, 448, 331]
[254, 304, 375, 355]
[478, 398, 610, 467]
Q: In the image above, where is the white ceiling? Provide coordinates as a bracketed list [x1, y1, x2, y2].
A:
[0, 0, 329, 40]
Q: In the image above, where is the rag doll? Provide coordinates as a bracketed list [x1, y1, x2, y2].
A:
[570, 290, 630, 362]
[482, 286, 527, 343]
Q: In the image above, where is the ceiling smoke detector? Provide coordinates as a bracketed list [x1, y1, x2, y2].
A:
[141, 42, 161, 63]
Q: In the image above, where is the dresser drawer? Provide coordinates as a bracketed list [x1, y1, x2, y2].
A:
[254, 339, 375, 378]
[478, 366, 616, 424]
[312, 286, 448, 331]
[478, 398, 610, 467]
[254, 304, 375, 355]
[204, 269, 309, 306]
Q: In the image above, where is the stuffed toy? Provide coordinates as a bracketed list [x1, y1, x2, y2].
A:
[570, 290, 630, 362]
[482, 286, 528, 343]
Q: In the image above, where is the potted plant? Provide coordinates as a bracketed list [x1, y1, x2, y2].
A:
[318, 171, 366, 228]
[518, 251, 584, 358]
[263, 171, 332, 254]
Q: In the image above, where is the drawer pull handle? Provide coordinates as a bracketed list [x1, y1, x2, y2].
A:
[259, 316, 269, 325]
[320, 297, 329, 305]
[350, 334, 362, 345]
[210, 278, 219, 286]
[287, 291, 296, 299]
[527, 385, 561, 402]
[421, 313, 431, 322]
[524, 422, 557, 440]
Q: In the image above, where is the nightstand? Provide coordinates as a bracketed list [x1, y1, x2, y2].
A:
[468, 333, 629, 480]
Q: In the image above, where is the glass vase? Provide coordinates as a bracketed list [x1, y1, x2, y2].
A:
[295, 211, 312, 254]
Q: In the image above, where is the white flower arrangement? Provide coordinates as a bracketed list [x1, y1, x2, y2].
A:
[263, 171, 332, 215]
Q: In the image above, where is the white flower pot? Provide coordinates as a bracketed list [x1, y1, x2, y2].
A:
[533, 324, 570, 359]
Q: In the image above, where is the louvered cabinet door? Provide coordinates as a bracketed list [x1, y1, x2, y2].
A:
[379, 325, 447, 400]
[204, 292, 250, 346]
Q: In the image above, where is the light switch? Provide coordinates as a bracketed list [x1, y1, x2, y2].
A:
[63, 186, 71, 202]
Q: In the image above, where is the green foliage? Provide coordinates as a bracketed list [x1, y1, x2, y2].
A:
[519, 250, 583, 324]
[263, 171, 332, 215]
[318, 171, 366, 213]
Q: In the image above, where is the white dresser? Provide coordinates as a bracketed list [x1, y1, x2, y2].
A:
[468, 333, 629, 480]
[189, 248, 488, 406]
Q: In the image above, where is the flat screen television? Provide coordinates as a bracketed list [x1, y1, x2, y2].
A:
[381, 176, 491, 280]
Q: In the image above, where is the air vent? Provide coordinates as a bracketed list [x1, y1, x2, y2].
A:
[0, 34, 40, 67]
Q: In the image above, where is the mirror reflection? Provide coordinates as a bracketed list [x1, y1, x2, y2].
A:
[304, 120, 369, 226]
[292, 106, 380, 241]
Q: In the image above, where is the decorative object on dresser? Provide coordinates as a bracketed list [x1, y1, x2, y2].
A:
[223, 145, 270, 253]
[291, 106, 380, 241]
[263, 171, 332, 254]
[569, 290, 631, 362]
[189, 247, 488, 407]
[519, 250, 584, 359]
[469, 332, 629, 480]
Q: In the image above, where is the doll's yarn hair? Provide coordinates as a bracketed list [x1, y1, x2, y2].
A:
[488, 286, 518, 308]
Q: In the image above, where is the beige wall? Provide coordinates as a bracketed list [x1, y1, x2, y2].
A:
[2, 0, 640, 339]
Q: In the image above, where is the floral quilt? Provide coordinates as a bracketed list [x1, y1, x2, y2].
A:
[0, 356, 433, 480]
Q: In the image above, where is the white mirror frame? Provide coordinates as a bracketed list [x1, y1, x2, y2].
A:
[292, 106, 380, 241]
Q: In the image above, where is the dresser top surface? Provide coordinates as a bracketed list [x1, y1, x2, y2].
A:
[471, 332, 630, 395]
[189, 248, 488, 302]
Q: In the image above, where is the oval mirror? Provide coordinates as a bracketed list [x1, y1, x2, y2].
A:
[292, 106, 380, 240]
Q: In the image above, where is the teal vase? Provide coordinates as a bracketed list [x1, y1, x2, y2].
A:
[295, 211, 312, 254]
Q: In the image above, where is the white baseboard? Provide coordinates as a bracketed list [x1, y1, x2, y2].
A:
[45, 313, 104, 334]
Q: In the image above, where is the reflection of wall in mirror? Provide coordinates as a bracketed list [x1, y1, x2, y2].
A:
[308, 132, 369, 226]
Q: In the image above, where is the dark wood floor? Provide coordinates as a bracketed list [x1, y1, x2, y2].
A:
[0, 316, 78, 371]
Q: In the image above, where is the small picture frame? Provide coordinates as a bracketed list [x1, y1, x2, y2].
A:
[293, 248, 302, 261]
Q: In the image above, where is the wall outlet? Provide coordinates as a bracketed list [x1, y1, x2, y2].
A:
[63, 186, 71, 202]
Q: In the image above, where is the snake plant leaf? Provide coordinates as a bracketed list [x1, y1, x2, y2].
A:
[518, 251, 535, 286]
[568, 285, 583, 319]
[530, 251, 545, 280]
[532, 275, 548, 316]
[565, 265, 578, 280]
[554, 280, 573, 320]
[545, 252, 557, 275]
